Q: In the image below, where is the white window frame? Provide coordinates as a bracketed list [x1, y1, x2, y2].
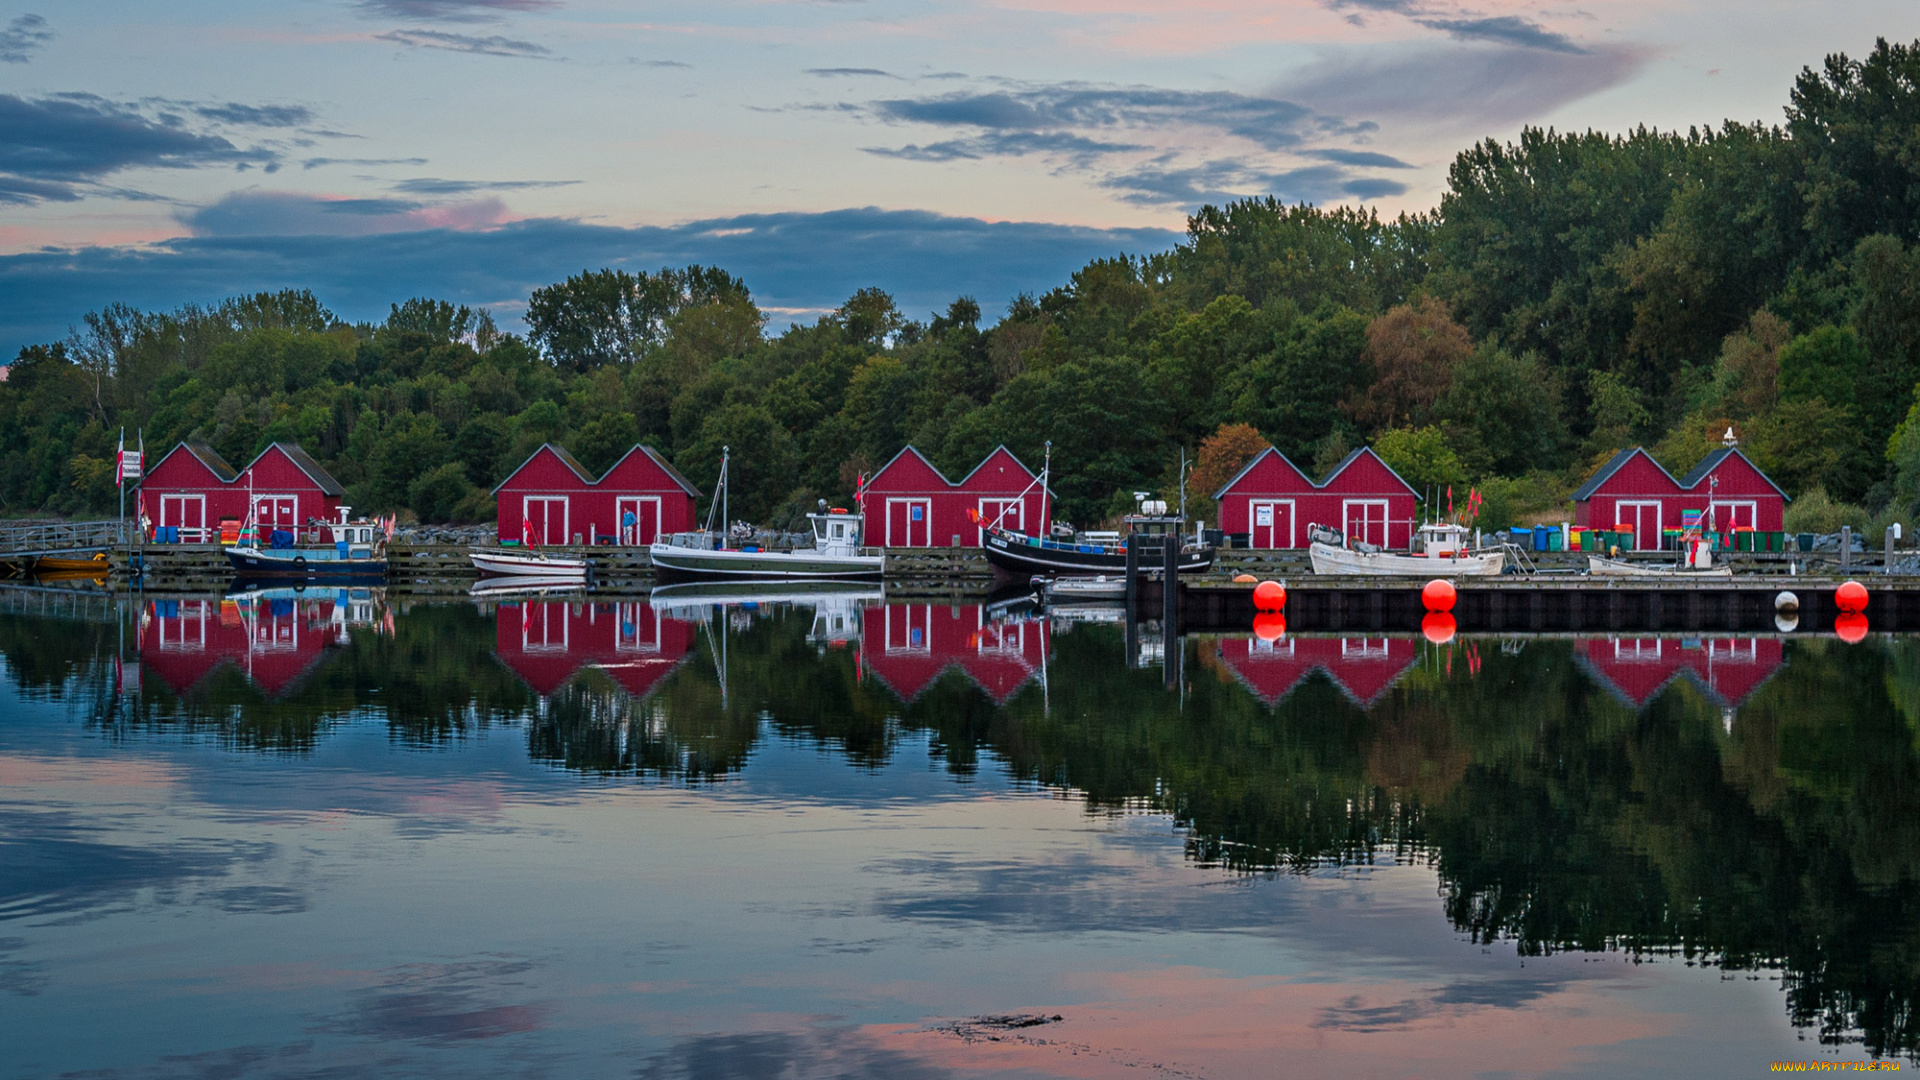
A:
[523, 495, 570, 546]
[1341, 638, 1389, 660]
[1613, 638, 1663, 662]
[1249, 498, 1295, 549]
[1616, 501, 1662, 551]
[1342, 499, 1389, 547]
[158, 600, 208, 651]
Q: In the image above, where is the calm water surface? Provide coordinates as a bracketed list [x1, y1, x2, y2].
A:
[3, 586, 1916, 1078]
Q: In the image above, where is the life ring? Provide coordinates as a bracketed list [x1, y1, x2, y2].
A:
[294, 555, 307, 572]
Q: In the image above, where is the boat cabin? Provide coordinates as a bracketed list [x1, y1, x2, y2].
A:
[809, 505, 865, 556]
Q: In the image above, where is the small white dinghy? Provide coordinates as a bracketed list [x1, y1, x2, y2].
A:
[1310, 522, 1506, 577]
[1589, 537, 1732, 578]
[470, 547, 589, 580]
[1040, 574, 1127, 602]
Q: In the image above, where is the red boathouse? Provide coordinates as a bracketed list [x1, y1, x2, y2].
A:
[1213, 634, 1419, 708]
[493, 444, 701, 546]
[1572, 446, 1787, 549]
[858, 445, 1051, 548]
[859, 603, 1050, 704]
[493, 599, 694, 699]
[1574, 636, 1784, 710]
[140, 441, 345, 539]
[1212, 446, 1419, 550]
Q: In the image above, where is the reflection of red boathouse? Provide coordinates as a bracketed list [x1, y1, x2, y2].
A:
[493, 601, 694, 699]
[1574, 637, 1784, 708]
[859, 604, 1050, 704]
[1213, 635, 1420, 707]
[139, 595, 356, 698]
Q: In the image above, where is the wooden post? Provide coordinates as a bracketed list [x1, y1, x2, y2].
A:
[1162, 535, 1179, 687]
[1841, 526, 1852, 571]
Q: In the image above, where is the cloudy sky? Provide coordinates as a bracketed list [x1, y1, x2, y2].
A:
[1, 0, 1914, 351]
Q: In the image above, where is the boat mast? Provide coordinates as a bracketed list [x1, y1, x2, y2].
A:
[722, 445, 729, 543]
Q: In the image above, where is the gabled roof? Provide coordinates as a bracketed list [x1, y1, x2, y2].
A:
[1320, 446, 1419, 497]
[244, 442, 345, 496]
[1572, 447, 1678, 502]
[1678, 446, 1790, 500]
[492, 442, 595, 494]
[953, 444, 1055, 496]
[868, 444, 952, 487]
[604, 444, 703, 497]
[1211, 446, 1310, 500]
[149, 440, 239, 482]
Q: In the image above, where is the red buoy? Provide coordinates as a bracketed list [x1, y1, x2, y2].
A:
[1252, 612, 1287, 642]
[1253, 580, 1287, 611]
[1422, 612, 1456, 645]
[1835, 612, 1869, 644]
[1422, 578, 1457, 613]
[1836, 580, 1869, 613]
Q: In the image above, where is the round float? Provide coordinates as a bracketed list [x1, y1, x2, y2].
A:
[1252, 612, 1287, 642]
[1253, 580, 1287, 611]
[1421, 578, 1457, 613]
[1835, 580, 1868, 613]
[1421, 612, 1456, 645]
[1835, 612, 1869, 644]
[1774, 591, 1799, 614]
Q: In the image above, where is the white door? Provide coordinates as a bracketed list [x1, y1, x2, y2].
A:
[1715, 501, 1757, 532]
[977, 498, 1022, 544]
[615, 496, 661, 546]
[1250, 499, 1295, 549]
[523, 496, 569, 545]
[615, 601, 660, 653]
[1617, 501, 1661, 551]
[887, 498, 931, 547]
[160, 494, 206, 541]
[1343, 500, 1388, 547]
[253, 494, 298, 532]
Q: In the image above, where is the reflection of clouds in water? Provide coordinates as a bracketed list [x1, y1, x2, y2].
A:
[0, 936, 46, 997]
[320, 957, 547, 1045]
[1309, 976, 1564, 1032]
[0, 809, 277, 924]
[865, 848, 1307, 934]
[635, 1028, 954, 1080]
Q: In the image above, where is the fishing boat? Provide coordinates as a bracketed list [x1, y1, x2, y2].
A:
[1587, 555, 1734, 578]
[977, 445, 1215, 578]
[1310, 522, 1507, 576]
[224, 507, 390, 579]
[647, 448, 884, 583]
[470, 547, 589, 580]
[469, 575, 590, 598]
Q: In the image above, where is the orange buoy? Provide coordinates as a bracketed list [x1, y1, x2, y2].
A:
[1836, 580, 1868, 613]
[1252, 612, 1287, 641]
[1232, 573, 1257, 584]
[1421, 612, 1456, 645]
[1835, 612, 1869, 644]
[1421, 578, 1457, 613]
[1253, 580, 1287, 611]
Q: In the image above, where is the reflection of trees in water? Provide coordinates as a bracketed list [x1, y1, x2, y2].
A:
[11, 601, 1920, 1055]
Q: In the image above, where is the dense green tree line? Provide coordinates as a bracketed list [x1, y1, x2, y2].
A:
[9, 39, 1920, 530]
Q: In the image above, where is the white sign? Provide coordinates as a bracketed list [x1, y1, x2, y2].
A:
[1255, 505, 1273, 527]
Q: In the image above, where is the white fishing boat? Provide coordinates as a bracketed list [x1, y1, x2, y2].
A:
[646, 448, 884, 583]
[1309, 522, 1506, 577]
[469, 547, 589, 580]
[469, 574, 589, 598]
[1587, 555, 1734, 578]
